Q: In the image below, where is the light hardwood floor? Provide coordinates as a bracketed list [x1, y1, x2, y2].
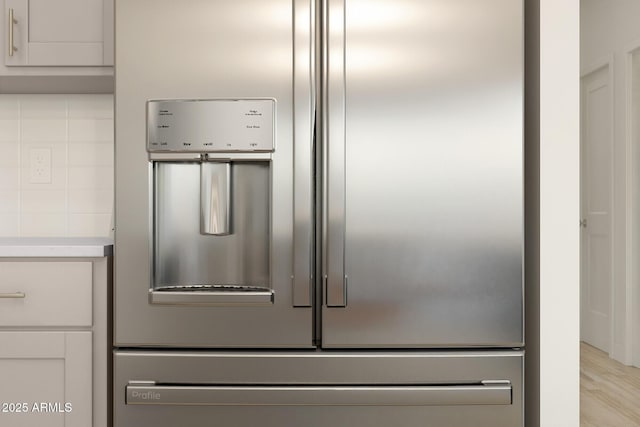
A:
[581, 342, 640, 426]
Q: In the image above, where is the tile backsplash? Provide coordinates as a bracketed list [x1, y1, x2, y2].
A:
[0, 94, 113, 237]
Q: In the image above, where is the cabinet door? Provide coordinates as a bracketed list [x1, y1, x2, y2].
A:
[0, 331, 92, 427]
[4, 0, 112, 66]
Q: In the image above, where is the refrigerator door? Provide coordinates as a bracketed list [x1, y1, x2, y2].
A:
[322, 0, 523, 347]
[115, 350, 523, 427]
[114, 0, 315, 347]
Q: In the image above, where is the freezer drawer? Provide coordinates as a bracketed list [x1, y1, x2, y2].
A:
[115, 350, 524, 426]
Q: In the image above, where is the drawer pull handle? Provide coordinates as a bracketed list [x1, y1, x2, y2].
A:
[0, 292, 26, 299]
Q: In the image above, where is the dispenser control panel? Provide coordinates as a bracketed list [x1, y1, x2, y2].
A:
[147, 99, 275, 152]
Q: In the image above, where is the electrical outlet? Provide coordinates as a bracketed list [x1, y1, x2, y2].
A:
[29, 148, 52, 184]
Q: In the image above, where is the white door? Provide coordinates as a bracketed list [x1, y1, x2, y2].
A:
[580, 64, 613, 352]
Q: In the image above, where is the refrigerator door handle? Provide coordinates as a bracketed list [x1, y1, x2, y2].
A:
[323, 0, 347, 307]
[126, 382, 512, 406]
[292, 0, 315, 307]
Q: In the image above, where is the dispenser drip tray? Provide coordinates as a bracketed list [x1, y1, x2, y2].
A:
[150, 284, 274, 306]
[156, 284, 271, 293]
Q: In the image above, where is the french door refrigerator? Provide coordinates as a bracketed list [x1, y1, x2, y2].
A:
[113, 0, 524, 425]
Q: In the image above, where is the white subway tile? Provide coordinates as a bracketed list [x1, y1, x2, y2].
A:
[0, 213, 20, 236]
[20, 95, 67, 119]
[68, 119, 113, 142]
[68, 142, 113, 166]
[0, 168, 20, 190]
[68, 189, 113, 214]
[0, 190, 20, 213]
[21, 119, 67, 142]
[21, 213, 66, 237]
[0, 142, 20, 167]
[0, 96, 20, 119]
[21, 190, 66, 213]
[68, 95, 114, 119]
[68, 213, 113, 237]
[68, 167, 114, 190]
[6, 94, 117, 237]
[0, 120, 20, 142]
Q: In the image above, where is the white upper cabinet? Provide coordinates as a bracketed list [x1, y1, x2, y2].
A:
[3, 0, 113, 71]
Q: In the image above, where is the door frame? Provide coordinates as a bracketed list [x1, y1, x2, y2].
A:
[625, 40, 640, 366]
[580, 56, 615, 356]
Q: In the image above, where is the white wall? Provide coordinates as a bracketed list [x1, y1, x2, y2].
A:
[581, 0, 640, 364]
[632, 52, 640, 367]
[0, 94, 113, 237]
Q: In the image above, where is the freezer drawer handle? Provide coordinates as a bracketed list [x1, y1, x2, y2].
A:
[126, 382, 512, 406]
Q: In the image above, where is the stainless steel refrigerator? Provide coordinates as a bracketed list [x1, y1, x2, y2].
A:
[113, 0, 524, 425]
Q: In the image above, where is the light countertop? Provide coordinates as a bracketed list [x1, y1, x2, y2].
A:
[0, 237, 113, 258]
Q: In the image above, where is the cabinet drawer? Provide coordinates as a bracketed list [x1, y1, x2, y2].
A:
[0, 262, 92, 327]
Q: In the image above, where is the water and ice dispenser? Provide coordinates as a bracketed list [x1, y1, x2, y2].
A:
[147, 99, 275, 305]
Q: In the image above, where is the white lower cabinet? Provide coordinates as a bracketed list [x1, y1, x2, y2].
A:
[0, 256, 110, 427]
[0, 331, 92, 427]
